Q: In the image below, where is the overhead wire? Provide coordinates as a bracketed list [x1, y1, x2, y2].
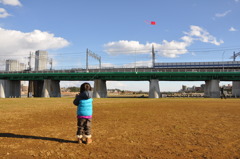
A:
[0, 46, 239, 57]
[0, 46, 240, 70]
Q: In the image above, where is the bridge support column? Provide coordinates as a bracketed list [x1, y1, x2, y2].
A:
[42, 80, 61, 97]
[149, 79, 161, 98]
[93, 79, 107, 98]
[232, 81, 240, 98]
[28, 80, 34, 97]
[0, 80, 5, 98]
[0, 80, 21, 98]
[204, 80, 220, 98]
[29, 80, 44, 97]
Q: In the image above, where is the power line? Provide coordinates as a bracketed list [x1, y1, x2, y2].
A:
[0, 46, 239, 57]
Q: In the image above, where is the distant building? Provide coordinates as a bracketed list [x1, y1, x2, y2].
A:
[6, 60, 19, 71]
[19, 63, 26, 71]
[21, 85, 28, 91]
[180, 84, 204, 93]
[186, 87, 194, 92]
[35, 50, 48, 71]
[182, 85, 187, 91]
[195, 87, 202, 92]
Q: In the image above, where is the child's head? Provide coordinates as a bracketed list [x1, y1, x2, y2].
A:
[80, 83, 92, 93]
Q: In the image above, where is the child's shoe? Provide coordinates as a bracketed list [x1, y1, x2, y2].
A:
[86, 138, 92, 144]
[77, 138, 83, 144]
[77, 135, 83, 144]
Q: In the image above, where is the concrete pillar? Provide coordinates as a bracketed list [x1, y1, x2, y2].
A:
[149, 79, 161, 98]
[33, 80, 44, 97]
[28, 80, 34, 97]
[93, 79, 107, 98]
[232, 81, 240, 98]
[42, 79, 51, 98]
[0, 80, 5, 98]
[204, 80, 220, 98]
[42, 80, 61, 97]
[4, 80, 21, 98]
[50, 80, 61, 97]
[13, 81, 21, 98]
[204, 81, 210, 97]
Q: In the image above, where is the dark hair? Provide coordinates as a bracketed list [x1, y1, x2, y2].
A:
[80, 83, 92, 93]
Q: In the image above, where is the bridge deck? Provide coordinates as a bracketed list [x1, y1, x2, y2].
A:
[1, 71, 240, 81]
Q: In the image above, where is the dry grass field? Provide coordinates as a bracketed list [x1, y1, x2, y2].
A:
[0, 98, 240, 159]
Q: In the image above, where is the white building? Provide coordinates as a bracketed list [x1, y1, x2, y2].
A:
[35, 50, 48, 71]
[6, 60, 19, 71]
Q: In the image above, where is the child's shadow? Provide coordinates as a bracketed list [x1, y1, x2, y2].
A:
[0, 133, 76, 143]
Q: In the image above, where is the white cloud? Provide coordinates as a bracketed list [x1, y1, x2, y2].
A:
[185, 25, 224, 46]
[104, 25, 223, 58]
[0, 8, 10, 18]
[158, 40, 190, 58]
[0, 27, 70, 61]
[0, 0, 22, 6]
[104, 40, 190, 58]
[103, 40, 151, 54]
[0, 0, 22, 19]
[229, 27, 237, 32]
[215, 10, 231, 18]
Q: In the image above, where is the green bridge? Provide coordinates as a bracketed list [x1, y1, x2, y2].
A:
[0, 71, 240, 98]
[1, 71, 240, 81]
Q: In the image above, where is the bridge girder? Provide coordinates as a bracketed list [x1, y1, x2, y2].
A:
[1, 72, 240, 81]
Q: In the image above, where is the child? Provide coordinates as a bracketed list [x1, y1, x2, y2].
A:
[220, 86, 226, 99]
[73, 82, 93, 144]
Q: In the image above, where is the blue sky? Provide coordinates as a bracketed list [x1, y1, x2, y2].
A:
[0, 0, 240, 91]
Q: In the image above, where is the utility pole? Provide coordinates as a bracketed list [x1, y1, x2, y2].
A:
[233, 52, 236, 62]
[152, 45, 155, 68]
[86, 49, 89, 72]
[134, 49, 136, 72]
[99, 56, 101, 69]
[49, 58, 53, 70]
[86, 49, 101, 72]
[222, 51, 225, 71]
[231, 51, 240, 61]
[28, 52, 32, 71]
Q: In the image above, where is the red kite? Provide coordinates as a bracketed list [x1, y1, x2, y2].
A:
[150, 21, 156, 25]
[145, 20, 156, 25]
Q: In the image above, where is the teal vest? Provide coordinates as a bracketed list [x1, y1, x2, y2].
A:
[77, 98, 93, 116]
